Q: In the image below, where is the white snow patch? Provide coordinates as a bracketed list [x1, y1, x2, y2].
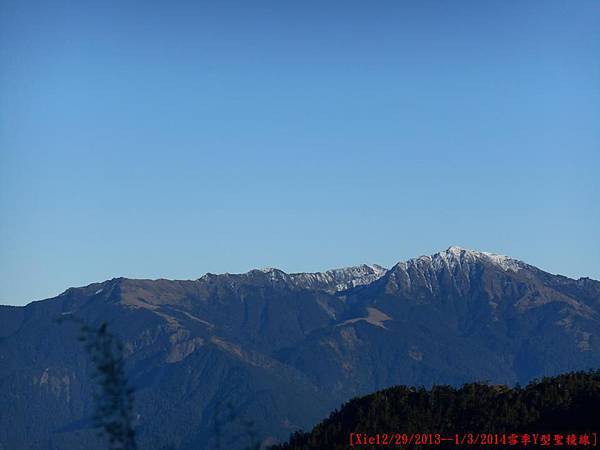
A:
[289, 264, 387, 292]
[429, 246, 523, 272]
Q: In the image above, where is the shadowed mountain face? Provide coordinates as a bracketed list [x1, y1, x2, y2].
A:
[1, 247, 599, 450]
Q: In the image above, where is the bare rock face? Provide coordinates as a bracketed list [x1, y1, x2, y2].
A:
[0, 247, 599, 450]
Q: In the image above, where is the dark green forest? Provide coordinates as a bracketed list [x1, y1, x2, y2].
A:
[271, 370, 600, 449]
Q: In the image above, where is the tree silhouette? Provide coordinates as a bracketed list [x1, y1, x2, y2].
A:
[56, 315, 138, 450]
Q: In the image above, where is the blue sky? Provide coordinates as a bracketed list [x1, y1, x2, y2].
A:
[1, 0, 599, 306]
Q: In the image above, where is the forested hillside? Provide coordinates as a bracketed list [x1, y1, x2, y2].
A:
[272, 370, 600, 449]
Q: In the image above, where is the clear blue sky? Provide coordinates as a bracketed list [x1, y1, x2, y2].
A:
[1, 0, 599, 306]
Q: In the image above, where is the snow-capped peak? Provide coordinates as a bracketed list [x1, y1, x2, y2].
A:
[432, 246, 523, 272]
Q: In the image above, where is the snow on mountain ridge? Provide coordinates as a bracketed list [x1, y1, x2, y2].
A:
[220, 247, 522, 292]
[412, 246, 523, 272]
[248, 264, 388, 292]
[196, 246, 524, 287]
[289, 264, 387, 292]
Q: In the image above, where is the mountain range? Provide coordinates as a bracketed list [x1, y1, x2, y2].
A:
[0, 247, 599, 449]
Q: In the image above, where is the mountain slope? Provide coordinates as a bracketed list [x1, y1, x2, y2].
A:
[270, 370, 600, 450]
[0, 248, 599, 449]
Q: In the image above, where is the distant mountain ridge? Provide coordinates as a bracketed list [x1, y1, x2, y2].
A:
[198, 262, 388, 294]
[0, 247, 599, 450]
